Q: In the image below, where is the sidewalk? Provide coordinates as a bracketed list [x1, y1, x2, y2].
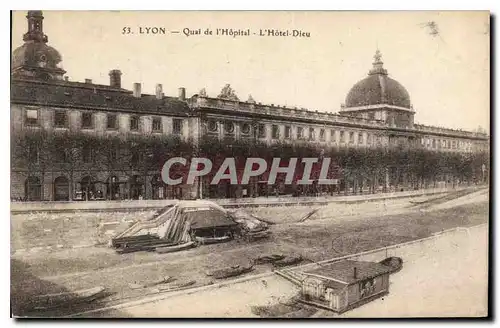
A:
[10, 185, 486, 214]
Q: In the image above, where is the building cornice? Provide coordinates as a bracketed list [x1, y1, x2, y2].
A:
[340, 104, 414, 113]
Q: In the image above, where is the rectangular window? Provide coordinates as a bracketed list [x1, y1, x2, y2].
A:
[54, 149, 67, 163]
[358, 132, 364, 144]
[81, 112, 93, 129]
[367, 134, 372, 144]
[131, 150, 142, 165]
[258, 124, 266, 138]
[109, 148, 118, 162]
[309, 128, 315, 140]
[368, 112, 376, 120]
[152, 117, 162, 132]
[340, 131, 345, 143]
[319, 129, 325, 141]
[130, 116, 139, 131]
[330, 129, 336, 142]
[284, 126, 291, 139]
[349, 132, 355, 144]
[173, 119, 183, 135]
[297, 127, 304, 139]
[28, 145, 39, 163]
[107, 114, 118, 130]
[272, 125, 279, 139]
[82, 146, 93, 163]
[54, 110, 68, 128]
[25, 109, 39, 126]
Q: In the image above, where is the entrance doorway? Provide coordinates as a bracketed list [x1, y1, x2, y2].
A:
[25, 176, 42, 201]
[53, 176, 69, 201]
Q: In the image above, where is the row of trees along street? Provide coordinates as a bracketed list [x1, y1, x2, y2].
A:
[12, 129, 489, 200]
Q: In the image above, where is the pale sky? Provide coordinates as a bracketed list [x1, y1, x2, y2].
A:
[11, 11, 490, 132]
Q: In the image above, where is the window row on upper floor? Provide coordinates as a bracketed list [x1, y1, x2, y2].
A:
[420, 136, 475, 151]
[23, 108, 184, 135]
[205, 120, 384, 146]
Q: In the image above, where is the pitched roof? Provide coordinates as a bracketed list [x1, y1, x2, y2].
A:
[304, 260, 393, 285]
[11, 79, 191, 116]
[183, 209, 238, 229]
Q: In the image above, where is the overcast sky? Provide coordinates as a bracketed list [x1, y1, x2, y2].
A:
[12, 11, 489, 132]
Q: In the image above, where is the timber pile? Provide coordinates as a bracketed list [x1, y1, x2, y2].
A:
[111, 235, 178, 254]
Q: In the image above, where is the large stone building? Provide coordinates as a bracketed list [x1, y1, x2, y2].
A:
[11, 11, 489, 201]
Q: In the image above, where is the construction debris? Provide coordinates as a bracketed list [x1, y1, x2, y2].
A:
[128, 276, 175, 290]
[297, 209, 320, 222]
[272, 255, 303, 268]
[253, 254, 285, 265]
[206, 263, 254, 279]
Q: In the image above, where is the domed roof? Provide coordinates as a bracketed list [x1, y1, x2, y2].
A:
[12, 41, 63, 70]
[345, 50, 411, 109]
[12, 11, 66, 80]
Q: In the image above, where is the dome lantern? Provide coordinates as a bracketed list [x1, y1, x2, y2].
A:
[368, 49, 388, 76]
[12, 10, 66, 81]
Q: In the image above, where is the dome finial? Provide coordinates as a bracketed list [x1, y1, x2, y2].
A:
[373, 49, 382, 64]
[369, 48, 387, 75]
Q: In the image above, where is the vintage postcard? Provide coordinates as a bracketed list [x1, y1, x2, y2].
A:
[10, 10, 490, 318]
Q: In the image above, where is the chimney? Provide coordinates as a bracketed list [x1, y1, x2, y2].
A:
[353, 267, 357, 279]
[85, 79, 92, 84]
[155, 84, 163, 100]
[109, 69, 122, 88]
[133, 83, 142, 98]
[64, 76, 69, 81]
[178, 87, 186, 101]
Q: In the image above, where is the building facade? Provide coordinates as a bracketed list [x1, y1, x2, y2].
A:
[11, 11, 489, 201]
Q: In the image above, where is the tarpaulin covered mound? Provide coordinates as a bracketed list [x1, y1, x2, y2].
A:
[111, 200, 268, 250]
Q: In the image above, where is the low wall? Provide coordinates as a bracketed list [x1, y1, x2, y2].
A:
[11, 186, 475, 214]
[10, 186, 484, 253]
